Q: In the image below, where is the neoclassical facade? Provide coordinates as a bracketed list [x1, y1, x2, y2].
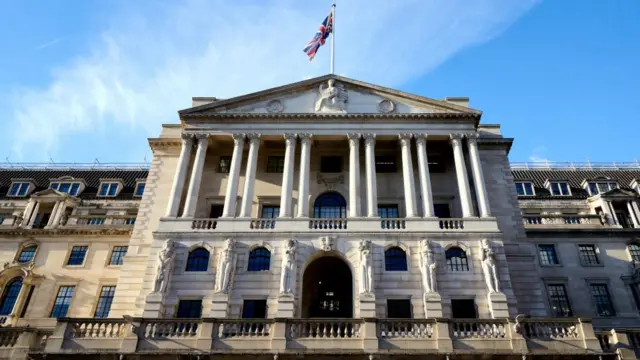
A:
[0, 75, 637, 359]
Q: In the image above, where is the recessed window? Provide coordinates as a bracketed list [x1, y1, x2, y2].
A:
[94, 286, 116, 318]
[17, 245, 37, 263]
[0, 278, 23, 315]
[186, 248, 210, 272]
[109, 246, 128, 266]
[434, 204, 451, 218]
[67, 246, 88, 266]
[446, 247, 469, 271]
[242, 299, 267, 318]
[50, 182, 81, 196]
[266, 156, 285, 173]
[8, 182, 30, 197]
[98, 182, 119, 197]
[134, 183, 146, 197]
[176, 300, 202, 318]
[515, 182, 535, 196]
[387, 299, 412, 318]
[210, 205, 224, 218]
[547, 284, 572, 317]
[261, 205, 280, 218]
[50, 286, 75, 318]
[579, 244, 599, 265]
[588, 182, 618, 196]
[378, 205, 399, 218]
[248, 247, 271, 271]
[320, 156, 342, 173]
[549, 182, 571, 196]
[375, 156, 397, 173]
[218, 156, 231, 173]
[629, 244, 640, 262]
[590, 284, 615, 316]
[313, 192, 347, 218]
[385, 247, 408, 271]
[538, 244, 559, 265]
[451, 299, 477, 318]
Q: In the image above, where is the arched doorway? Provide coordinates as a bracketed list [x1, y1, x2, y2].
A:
[302, 256, 353, 318]
[313, 192, 347, 218]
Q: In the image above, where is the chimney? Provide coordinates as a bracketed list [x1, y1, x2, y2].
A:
[444, 97, 469, 108]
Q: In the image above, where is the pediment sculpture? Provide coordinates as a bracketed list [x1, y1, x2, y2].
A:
[315, 79, 348, 113]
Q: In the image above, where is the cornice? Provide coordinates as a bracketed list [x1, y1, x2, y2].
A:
[525, 228, 640, 237]
[477, 137, 513, 153]
[148, 138, 182, 149]
[0, 227, 133, 237]
[181, 112, 480, 120]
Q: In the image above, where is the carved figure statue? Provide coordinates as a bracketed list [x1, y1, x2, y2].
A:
[215, 238, 236, 293]
[153, 239, 176, 294]
[481, 239, 500, 293]
[315, 79, 348, 113]
[279, 239, 297, 294]
[59, 211, 69, 226]
[598, 210, 608, 225]
[321, 236, 335, 252]
[13, 214, 23, 227]
[419, 240, 437, 293]
[358, 240, 373, 294]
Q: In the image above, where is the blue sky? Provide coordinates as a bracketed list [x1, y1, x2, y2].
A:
[0, 0, 638, 164]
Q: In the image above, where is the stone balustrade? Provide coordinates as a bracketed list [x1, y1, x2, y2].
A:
[66, 215, 136, 227]
[522, 214, 610, 229]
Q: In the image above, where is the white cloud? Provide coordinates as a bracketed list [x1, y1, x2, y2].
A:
[3, 0, 540, 161]
[529, 145, 550, 163]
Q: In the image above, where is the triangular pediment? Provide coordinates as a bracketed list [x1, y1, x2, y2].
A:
[179, 74, 481, 118]
[31, 189, 74, 199]
[600, 188, 638, 198]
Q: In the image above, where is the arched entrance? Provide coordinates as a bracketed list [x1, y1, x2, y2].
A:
[302, 256, 353, 318]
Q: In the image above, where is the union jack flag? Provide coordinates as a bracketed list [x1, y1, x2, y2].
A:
[303, 10, 334, 60]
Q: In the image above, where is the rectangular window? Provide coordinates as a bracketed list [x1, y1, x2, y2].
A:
[50, 286, 75, 318]
[176, 300, 202, 318]
[590, 284, 615, 316]
[515, 182, 535, 196]
[109, 246, 128, 266]
[550, 182, 571, 196]
[547, 284, 572, 317]
[434, 204, 451, 218]
[579, 245, 599, 265]
[375, 156, 397, 173]
[451, 299, 477, 319]
[135, 183, 146, 197]
[320, 156, 342, 173]
[50, 182, 80, 196]
[20, 286, 35, 318]
[242, 299, 267, 318]
[94, 286, 116, 318]
[629, 244, 640, 262]
[9, 182, 30, 197]
[261, 205, 280, 218]
[209, 205, 224, 218]
[218, 156, 231, 173]
[387, 299, 412, 318]
[378, 205, 399, 218]
[266, 156, 285, 173]
[538, 245, 559, 265]
[98, 182, 119, 197]
[67, 246, 88, 266]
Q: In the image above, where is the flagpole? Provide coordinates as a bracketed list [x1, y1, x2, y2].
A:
[330, 2, 336, 74]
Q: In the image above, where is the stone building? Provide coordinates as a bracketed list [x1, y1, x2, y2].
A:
[0, 75, 637, 359]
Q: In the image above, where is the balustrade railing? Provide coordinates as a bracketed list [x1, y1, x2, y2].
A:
[141, 319, 200, 338]
[192, 219, 217, 230]
[70, 319, 127, 338]
[440, 219, 464, 230]
[522, 214, 603, 227]
[217, 319, 272, 338]
[70, 215, 137, 227]
[521, 320, 579, 339]
[250, 219, 276, 230]
[380, 219, 406, 230]
[596, 331, 613, 352]
[378, 319, 434, 338]
[450, 319, 507, 339]
[287, 319, 362, 339]
[308, 219, 348, 230]
[0, 329, 19, 347]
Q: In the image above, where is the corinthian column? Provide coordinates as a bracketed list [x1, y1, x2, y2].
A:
[399, 134, 418, 218]
[279, 133, 297, 218]
[467, 134, 491, 218]
[363, 134, 378, 217]
[347, 133, 361, 217]
[296, 134, 312, 218]
[183, 134, 209, 218]
[239, 134, 261, 218]
[415, 134, 435, 218]
[222, 134, 245, 218]
[450, 133, 473, 218]
[166, 134, 194, 217]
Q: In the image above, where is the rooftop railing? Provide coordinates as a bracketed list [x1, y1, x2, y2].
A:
[0, 162, 150, 170]
[511, 161, 640, 170]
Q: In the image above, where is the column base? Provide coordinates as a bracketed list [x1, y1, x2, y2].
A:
[276, 293, 295, 317]
[143, 293, 166, 318]
[358, 293, 376, 318]
[487, 292, 509, 318]
[210, 293, 230, 318]
[423, 292, 443, 318]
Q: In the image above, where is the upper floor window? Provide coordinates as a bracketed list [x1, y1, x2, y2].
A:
[248, 247, 271, 271]
[375, 156, 397, 173]
[67, 246, 88, 266]
[266, 156, 285, 173]
[17, 245, 37, 263]
[387, 299, 412, 318]
[218, 156, 231, 173]
[50, 182, 81, 196]
[98, 182, 119, 197]
[446, 247, 469, 271]
[186, 248, 210, 272]
[538, 244, 559, 265]
[313, 192, 346, 218]
[590, 283, 615, 316]
[578, 244, 600, 265]
[109, 246, 128, 266]
[549, 182, 571, 196]
[94, 286, 116, 318]
[176, 299, 202, 318]
[0, 278, 22, 315]
[320, 156, 342, 173]
[378, 205, 399, 218]
[547, 284, 572, 317]
[50, 285, 75, 318]
[385, 247, 408, 271]
[515, 182, 535, 196]
[261, 206, 280, 218]
[8, 182, 30, 197]
[134, 182, 146, 197]
[587, 181, 618, 196]
[629, 243, 640, 262]
[242, 299, 267, 318]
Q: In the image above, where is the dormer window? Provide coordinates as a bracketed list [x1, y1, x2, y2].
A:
[515, 181, 535, 196]
[98, 182, 120, 197]
[586, 181, 618, 196]
[50, 182, 81, 196]
[134, 182, 146, 197]
[8, 182, 31, 197]
[545, 181, 571, 196]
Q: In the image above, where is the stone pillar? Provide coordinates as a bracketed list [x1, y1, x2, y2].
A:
[21, 200, 36, 227]
[632, 201, 640, 226]
[296, 134, 312, 218]
[467, 134, 492, 218]
[627, 201, 640, 228]
[46, 201, 61, 227]
[182, 134, 209, 218]
[399, 134, 418, 218]
[487, 292, 509, 318]
[27, 202, 40, 227]
[279, 133, 297, 218]
[423, 292, 443, 318]
[165, 134, 194, 217]
[347, 133, 361, 217]
[239, 134, 261, 218]
[210, 293, 230, 318]
[450, 134, 474, 218]
[52, 201, 66, 227]
[608, 201, 620, 225]
[363, 134, 378, 217]
[415, 134, 435, 218]
[222, 133, 246, 218]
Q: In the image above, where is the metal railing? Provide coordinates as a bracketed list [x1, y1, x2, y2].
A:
[511, 161, 640, 170]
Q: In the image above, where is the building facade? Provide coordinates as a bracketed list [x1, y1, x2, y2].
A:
[0, 75, 637, 359]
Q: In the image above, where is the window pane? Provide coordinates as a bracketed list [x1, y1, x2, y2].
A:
[50, 183, 59, 191]
[559, 183, 569, 195]
[176, 300, 202, 318]
[378, 205, 399, 218]
[261, 206, 280, 219]
[99, 184, 109, 196]
[515, 183, 524, 195]
[590, 284, 615, 316]
[629, 244, 640, 262]
[18, 246, 37, 263]
[107, 184, 118, 196]
[248, 248, 271, 271]
[523, 183, 534, 195]
[135, 183, 145, 196]
[597, 183, 609, 193]
[50, 286, 75, 318]
[0, 278, 23, 315]
[70, 183, 80, 196]
[109, 246, 128, 265]
[266, 156, 285, 173]
[387, 299, 412, 318]
[385, 247, 407, 271]
[547, 284, 572, 317]
[67, 246, 88, 265]
[59, 183, 71, 193]
[242, 300, 267, 318]
[313, 192, 346, 219]
[94, 286, 116, 318]
[446, 247, 469, 271]
[186, 248, 210, 271]
[579, 245, 599, 265]
[589, 183, 598, 195]
[539, 245, 559, 265]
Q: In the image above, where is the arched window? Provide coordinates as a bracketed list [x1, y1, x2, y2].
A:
[313, 192, 346, 218]
[385, 247, 408, 271]
[0, 278, 23, 315]
[185, 248, 210, 272]
[629, 243, 640, 262]
[446, 247, 469, 271]
[17, 245, 37, 263]
[248, 247, 271, 271]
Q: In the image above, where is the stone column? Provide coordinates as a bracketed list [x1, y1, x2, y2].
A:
[632, 201, 640, 226]
[182, 134, 209, 218]
[607, 201, 620, 225]
[347, 133, 361, 217]
[296, 134, 312, 218]
[467, 134, 491, 218]
[46, 201, 61, 227]
[415, 134, 435, 218]
[165, 134, 194, 217]
[363, 134, 378, 217]
[21, 200, 36, 227]
[279, 133, 297, 218]
[239, 134, 261, 218]
[222, 134, 246, 218]
[399, 134, 418, 218]
[450, 133, 474, 218]
[52, 201, 66, 227]
[27, 202, 40, 227]
[627, 201, 640, 228]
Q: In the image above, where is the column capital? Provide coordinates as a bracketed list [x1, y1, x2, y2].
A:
[363, 133, 376, 146]
[299, 133, 313, 146]
[246, 133, 261, 145]
[347, 133, 361, 147]
[415, 134, 427, 147]
[466, 132, 480, 145]
[449, 133, 465, 146]
[231, 133, 246, 144]
[194, 133, 209, 143]
[181, 133, 195, 144]
[283, 133, 297, 146]
[398, 133, 413, 147]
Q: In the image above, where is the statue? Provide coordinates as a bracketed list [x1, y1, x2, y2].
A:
[481, 239, 500, 293]
[13, 213, 23, 227]
[358, 240, 373, 294]
[598, 210, 609, 225]
[153, 239, 176, 294]
[315, 79, 348, 113]
[215, 238, 236, 293]
[59, 211, 69, 226]
[419, 240, 437, 293]
[279, 240, 297, 294]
